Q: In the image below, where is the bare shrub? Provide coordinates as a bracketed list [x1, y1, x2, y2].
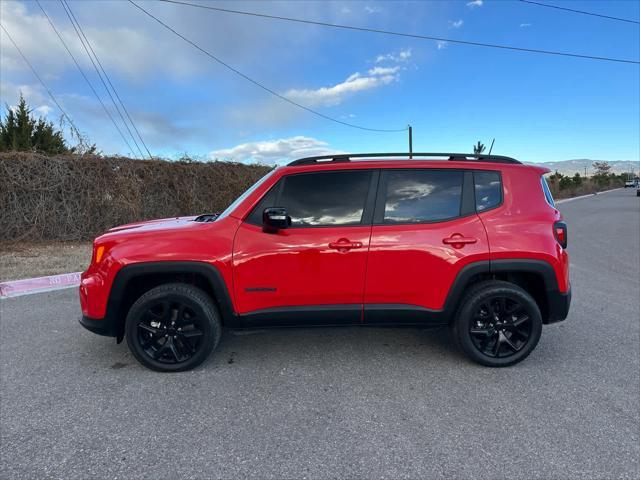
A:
[0, 152, 271, 242]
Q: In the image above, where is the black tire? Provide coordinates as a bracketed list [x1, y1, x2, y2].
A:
[452, 280, 542, 367]
[125, 283, 222, 372]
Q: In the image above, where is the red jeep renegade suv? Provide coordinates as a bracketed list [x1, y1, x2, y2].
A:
[80, 153, 571, 371]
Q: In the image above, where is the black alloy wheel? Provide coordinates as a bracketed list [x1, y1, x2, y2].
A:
[125, 283, 221, 372]
[452, 280, 543, 367]
[468, 295, 533, 359]
[137, 300, 204, 364]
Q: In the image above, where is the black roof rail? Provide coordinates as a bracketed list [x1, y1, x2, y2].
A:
[287, 152, 521, 166]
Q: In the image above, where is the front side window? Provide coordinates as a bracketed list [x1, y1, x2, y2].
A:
[382, 170, 463, 223]
[474, 171, 502, 211]
[277, 171, 372, 227]
[217, 170, 276, 220]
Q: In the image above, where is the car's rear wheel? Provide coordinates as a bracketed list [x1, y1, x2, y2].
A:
[125, 283, 221, 372]
[452, 280, 542, 367]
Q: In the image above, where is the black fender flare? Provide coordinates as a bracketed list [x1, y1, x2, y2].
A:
[442, 258, 565, 321]
[105, 261, 238, 342]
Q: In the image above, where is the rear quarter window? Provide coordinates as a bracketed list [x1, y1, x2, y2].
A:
[474, 171, 502, 211]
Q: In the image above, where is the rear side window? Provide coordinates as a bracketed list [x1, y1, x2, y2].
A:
[382, 170, 463, 223]
[541, 176, 555, 207]
[474, 171, 502, 211]
[278, 170, 372, 227]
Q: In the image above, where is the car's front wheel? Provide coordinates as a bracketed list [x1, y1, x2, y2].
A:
[125, 283, 221, 372]
[452, 280, 543, 367]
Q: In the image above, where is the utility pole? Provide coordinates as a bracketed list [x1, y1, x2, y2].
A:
[408, 125, 413, 159]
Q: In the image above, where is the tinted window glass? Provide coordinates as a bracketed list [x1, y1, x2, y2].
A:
[279, 171, 372, 226]
[383, 170, 463, 223]
[246, 182, 279, 225]
[541, 176, 555, 207]
[474, 171, 502, 211]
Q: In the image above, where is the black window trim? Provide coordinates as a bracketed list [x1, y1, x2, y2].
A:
[373, 168, 475, 226]
[245, 169, 380, 229]
[472, 169, 504, 214]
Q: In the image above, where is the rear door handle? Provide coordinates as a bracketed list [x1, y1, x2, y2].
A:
[443, 234, 478, 246]
[329, 239, 363, 250]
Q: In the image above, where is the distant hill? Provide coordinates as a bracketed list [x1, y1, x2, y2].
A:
[529, 159, 639, 176]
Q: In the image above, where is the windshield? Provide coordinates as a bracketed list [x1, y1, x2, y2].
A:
[216, 169, 276, 220]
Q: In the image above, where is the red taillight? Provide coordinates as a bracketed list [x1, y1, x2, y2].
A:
[554, 221, 567, 249]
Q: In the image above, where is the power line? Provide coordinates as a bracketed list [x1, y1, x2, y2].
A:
[129, 0, 408, 133]
[519, 0, 639, 25]
[156, 0, 639, 65]
[0, 23, 81, 136]
[36, 0, 137, 156]
[62, 0, 153, 158]
[58, 0, 144, 159]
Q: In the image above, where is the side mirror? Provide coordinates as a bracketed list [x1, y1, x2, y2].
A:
[263, 207, 291, 232]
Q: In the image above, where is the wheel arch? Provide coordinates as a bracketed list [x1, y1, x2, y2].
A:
[106, 261, 237, 342]
[444, 259, 562, 324]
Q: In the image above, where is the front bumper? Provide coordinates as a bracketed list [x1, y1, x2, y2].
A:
[79, 315, 117, 337]
[545, 286, 571, 324]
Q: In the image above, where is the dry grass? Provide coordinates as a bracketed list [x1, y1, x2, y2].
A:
[0, 152, 271, 242]
[0, 242, 92, 282]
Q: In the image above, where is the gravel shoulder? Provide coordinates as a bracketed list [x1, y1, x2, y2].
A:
[0, 242, 91, 282]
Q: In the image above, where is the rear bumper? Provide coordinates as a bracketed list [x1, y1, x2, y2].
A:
[545, 286, 571, 324]
[79, 315, 117, 337]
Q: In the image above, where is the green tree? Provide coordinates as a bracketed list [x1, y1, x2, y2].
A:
[572, 172, 583, 187]
[559, 175, 573, 190]
[473, 141, 486, 154]
[592, 161, 612, 186]
[0, 94, 70, 154]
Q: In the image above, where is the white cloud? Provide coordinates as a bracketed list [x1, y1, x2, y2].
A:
[520, 23, 532, 28]
[437, 41, 448, 50]
[35, 105, 53, 116]
[364, 6, 382, 14]
[209, 136, 340, 165]
[367, 66, 400, 76]
[0, 1, 202, 80]
[467, 0, 483, 7]
[449, 19, 464, 28]
[375, 48, 412, 64]
[283, 67, 399, 108]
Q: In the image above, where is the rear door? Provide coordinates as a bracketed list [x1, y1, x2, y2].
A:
[363, 169, 491, 323]
[233, 169, 378, 325]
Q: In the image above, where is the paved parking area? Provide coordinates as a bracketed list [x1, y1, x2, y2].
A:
[1, 189, 638, 479]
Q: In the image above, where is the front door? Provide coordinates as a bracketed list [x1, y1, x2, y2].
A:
[233, 169, 377, 326]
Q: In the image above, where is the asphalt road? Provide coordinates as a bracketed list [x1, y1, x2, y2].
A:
[1, 189, 639, 479]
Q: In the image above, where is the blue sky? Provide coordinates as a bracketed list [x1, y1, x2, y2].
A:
[1, 0, 638, 164]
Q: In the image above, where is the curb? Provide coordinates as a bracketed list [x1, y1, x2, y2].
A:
[555, 187, 622, 205]
[0, 272, 81, 299]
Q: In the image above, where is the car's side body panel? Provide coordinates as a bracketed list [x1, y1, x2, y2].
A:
[232, 223, 372, 315]
[477, 165, 569, 293]
[364, 213, 491, 312]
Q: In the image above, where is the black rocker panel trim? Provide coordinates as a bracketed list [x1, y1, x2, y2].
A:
[239, 304, 361, 327]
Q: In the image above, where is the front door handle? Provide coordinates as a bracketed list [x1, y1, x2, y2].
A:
[443, 234, 478, 247]
[329, 239, 363, 251]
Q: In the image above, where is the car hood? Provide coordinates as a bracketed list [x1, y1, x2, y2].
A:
[107, 216, 199, 234]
